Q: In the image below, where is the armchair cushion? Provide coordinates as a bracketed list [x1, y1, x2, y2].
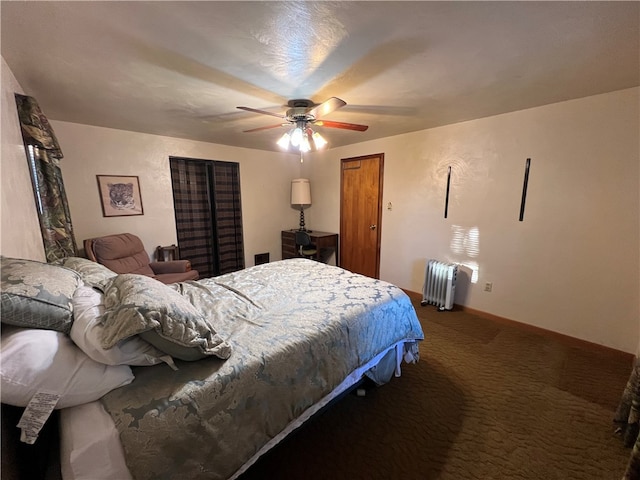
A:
[84, 233, 198, 284]
[153, 270, 199, 284]
[149, 260, 192, 275]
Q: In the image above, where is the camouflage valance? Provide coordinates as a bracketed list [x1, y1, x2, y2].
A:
[14, 93, 63, 161]
[14, 93, 77, 261]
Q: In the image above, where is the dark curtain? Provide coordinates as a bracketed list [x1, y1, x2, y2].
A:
[170, 159, 215, 277]
[210, 161, 244, 274]
[169, 157, 244, 278]
[615, 358, 640, 479]
[14, 94, 78, 262]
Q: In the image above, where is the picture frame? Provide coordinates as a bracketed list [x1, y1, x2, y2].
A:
[96, 175, 144, 217]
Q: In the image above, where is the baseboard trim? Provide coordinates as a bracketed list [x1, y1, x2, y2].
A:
[403, 289, 634, 362]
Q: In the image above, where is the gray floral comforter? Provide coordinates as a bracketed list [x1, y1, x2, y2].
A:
[100, 259, 424, 480]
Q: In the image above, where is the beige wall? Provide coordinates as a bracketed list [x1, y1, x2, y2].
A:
[1, 55, 302, 267]
[2, 54, 638, 353]
[51, 121, 301, 266]
[0, 57, 45, 261]
[303, 88, 640, 353]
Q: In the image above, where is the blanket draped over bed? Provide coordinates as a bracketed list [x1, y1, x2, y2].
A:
[100, 259, 424, 480]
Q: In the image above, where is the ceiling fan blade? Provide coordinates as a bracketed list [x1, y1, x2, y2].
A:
[307, 97, 347, 119]
[237, 106, 285, 119]
[243, 123, 287, 133]
[315, 120, 369, 132]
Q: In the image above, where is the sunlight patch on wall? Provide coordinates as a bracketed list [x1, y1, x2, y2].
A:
[458, 260, 480, 285]
[450, 225, 480, 283]
[450, 225, 480, 257]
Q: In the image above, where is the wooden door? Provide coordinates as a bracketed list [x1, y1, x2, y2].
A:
[340, 154, 384, 278]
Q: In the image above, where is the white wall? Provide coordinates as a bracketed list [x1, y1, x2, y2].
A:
[304, 88, 640, 353]
[2, 53, 638, 353]
[0, 57, 45, 261]
[1, 55, 302, 267]
[52, 121, 301, 266]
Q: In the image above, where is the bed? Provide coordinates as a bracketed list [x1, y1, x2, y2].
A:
[1, 256, 424, 480]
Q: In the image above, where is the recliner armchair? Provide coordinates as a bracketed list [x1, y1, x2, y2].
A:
[84, 233, 199, 284]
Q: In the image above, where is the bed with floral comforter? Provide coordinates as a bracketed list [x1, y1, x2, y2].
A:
[99, 258, 424, 480]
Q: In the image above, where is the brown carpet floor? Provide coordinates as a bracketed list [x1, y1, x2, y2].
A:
[239, 299, 633, 480]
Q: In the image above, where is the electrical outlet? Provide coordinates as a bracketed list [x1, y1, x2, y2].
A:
[484, 282, 493, 293]
[387, 202, 393, 211]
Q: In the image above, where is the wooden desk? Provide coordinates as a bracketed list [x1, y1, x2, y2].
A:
[281, 230, 339, 266]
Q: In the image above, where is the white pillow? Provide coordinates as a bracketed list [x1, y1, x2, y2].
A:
[71, 285, 171, 366]
[0, 326, 134, 408]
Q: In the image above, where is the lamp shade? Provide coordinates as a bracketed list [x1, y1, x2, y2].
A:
[291, 178, 311, 206]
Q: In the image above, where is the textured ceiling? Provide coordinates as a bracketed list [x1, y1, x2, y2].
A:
[2, 1, 638, 153]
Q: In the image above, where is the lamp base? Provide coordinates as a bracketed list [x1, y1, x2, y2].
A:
[298, 207, 307, 231]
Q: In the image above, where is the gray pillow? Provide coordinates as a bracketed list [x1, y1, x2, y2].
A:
[1, 256, 82, 334]
[55, 256, 117, 290]
[100, 274, 232, 361]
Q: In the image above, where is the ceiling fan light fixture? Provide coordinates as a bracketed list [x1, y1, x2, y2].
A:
[300, 133, 311, 153]
[312, 131, 327, 149]
[277, 131, 291, 149]
[290, 126, 303, 147]
[277, 127, 326, 153]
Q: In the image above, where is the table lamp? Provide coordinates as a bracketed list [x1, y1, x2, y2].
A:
[291, 178, 311, 231]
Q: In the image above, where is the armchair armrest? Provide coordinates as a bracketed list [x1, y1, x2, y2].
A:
[149, 260, 192, 275]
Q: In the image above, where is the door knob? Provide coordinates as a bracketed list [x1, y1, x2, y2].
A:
[369, 224, 377, 230]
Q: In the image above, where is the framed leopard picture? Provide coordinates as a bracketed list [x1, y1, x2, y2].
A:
[96, 175, 144, 217]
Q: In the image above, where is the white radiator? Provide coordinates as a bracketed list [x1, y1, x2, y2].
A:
[421, 259, 458, 311]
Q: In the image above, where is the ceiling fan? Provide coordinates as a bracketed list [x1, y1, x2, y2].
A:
[237, 97, 368, 152]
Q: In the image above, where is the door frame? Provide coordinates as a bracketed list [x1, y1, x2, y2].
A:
[339, 153, 384, 278]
